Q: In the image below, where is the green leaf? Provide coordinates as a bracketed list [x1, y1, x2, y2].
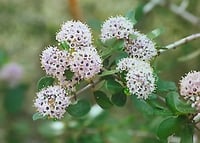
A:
[131, 95, 154, 115]
[134, 3, 144, 21]
[67, 100, 90, 117]
[37, 76, 55, 91]
[147, 28, 164, 39]
[111, 91, 127, 107]
[32, 112, 45, 121]
[153, 108, 173, 116]
[4, 84, 27, 114]
[179, 124, 194, 143]
[64, 69, 74, 80]
[60, 41, 70, 50]
[105, 78, 123, 94]
[99, 69, 118, 77]
[94, 91, 113, 109]
[166, 91, 196, 115]
[157, 116, 182, 140]
[125, 10, 137, 24]
[156, 79, 177, 92]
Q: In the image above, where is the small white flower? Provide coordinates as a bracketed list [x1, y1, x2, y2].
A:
[40, 46, 70, 79]
[179, 71, 200, 110]
[124, 33, 157, 61]
[69, 46, 102, 79]
[126, 66, 155, 99]
[56, 21, 92, 50]
[34, 85, 71, 119]
[101, 16, 134, 42]
[116, 57, 151, 72]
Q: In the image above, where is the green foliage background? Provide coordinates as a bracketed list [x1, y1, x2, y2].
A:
[0, 0, 199, 142]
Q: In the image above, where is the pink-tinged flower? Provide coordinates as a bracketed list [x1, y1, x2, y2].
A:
[34, 85, 71, 119]
[56, 21, 92, 50]
[40, 46, 70, 79]
[124, 33, 157, 61]
[125, 63, 155, 99]
[179, 71, 200, 110]
[0, 62, 23, 87]
[69, 46, 102, 80]
[101, 16, 134, 42]
[116, 57, 151, 72]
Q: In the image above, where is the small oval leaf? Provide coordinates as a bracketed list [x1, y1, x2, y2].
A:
[94, 91, 113, 109]
[67, 100, 90, 117]
[33, 112, 45, 121]
[157, 116, 182, 140]
[105, 79, 123, 94]
[37, 76, 55, 91]
[111, 91, 127, 107]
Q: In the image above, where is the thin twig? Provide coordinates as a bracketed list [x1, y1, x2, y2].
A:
[76, 79, 100, 96]
[68, 0, 83, 20]
[159, 33, 200, 53]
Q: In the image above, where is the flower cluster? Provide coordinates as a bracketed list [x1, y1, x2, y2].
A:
[101, 16, 157, 61]
[101, 16, 157, 99]
[69, 46, 102, 80]
[124, 33, 157, 61]
[34, 85, 71, 119]
[100, 16, 134, 42]
[117, 57, 156, 99]
[35, 20, 102, 119]
[179, 71, 200, 110]
[56, 20, 92, 50]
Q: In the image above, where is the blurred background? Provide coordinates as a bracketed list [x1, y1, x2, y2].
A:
[0, 0, 199, 142]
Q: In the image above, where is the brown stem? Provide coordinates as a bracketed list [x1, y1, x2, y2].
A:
[67, 0, 83, 20]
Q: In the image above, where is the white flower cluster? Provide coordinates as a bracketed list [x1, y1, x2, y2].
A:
[56, 20, 92, 50]
[179, 71, 200, 110]
[34, 85, 71, 119]
[40, 46, 70, 79]
[101, 16, 134, 42]
[70, 46, 102, 80]
[124, 33, 157, 61]
[101, 16, 157, 61]
[117, 57, 156, 99]
[35, 20, 102, 119]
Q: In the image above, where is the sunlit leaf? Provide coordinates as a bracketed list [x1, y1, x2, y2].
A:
[32, 112, 45, 121]
[125, 10, 137, 24]
[67, 100, 91, 117]
[147, 28, 164, 39]
[37, 76, 55, 91]
[94, 91, 112, 109]
[60, 41, 70, 50]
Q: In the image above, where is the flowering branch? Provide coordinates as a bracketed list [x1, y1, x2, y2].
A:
[159, 33, 200, 53]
